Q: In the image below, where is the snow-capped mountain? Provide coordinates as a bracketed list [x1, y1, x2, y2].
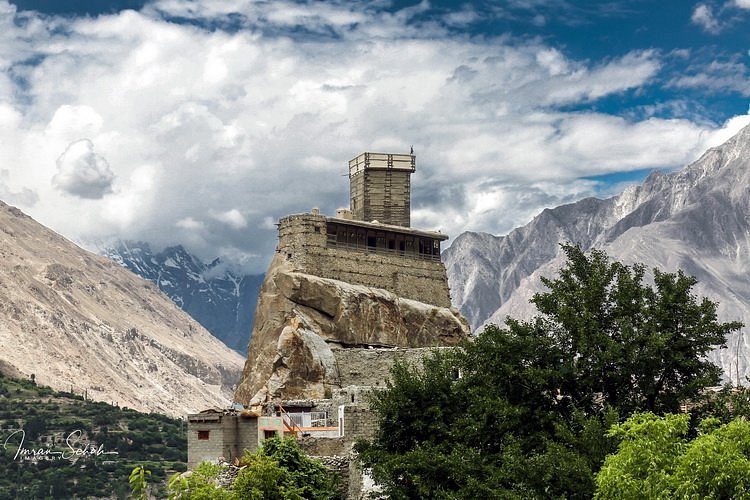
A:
[444, 122, 750, 383]
[103, 241, 263, 354]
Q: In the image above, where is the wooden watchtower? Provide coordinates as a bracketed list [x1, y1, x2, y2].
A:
[348, 152, 415, 228]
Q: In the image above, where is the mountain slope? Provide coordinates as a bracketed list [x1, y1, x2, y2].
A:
[444, 123, 750, 382]
[0, 201, 245, 417]
[103, 242, 263, 354]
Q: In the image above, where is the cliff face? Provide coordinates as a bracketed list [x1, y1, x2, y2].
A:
[234, 256, 469, 405]
[0, 201, 245, 417]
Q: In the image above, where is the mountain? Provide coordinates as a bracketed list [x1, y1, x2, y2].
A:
[444, 123, 750, 383]
[0, 201, 245, 417]
[103, 242, 263, 354]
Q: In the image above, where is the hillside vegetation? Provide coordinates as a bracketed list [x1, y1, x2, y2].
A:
[0, 373, 186, 499]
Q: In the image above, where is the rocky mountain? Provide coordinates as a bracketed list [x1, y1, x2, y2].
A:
[103, 241, 263, 354]
[0, 201, 246, 417]
[444, 123, 750, 383]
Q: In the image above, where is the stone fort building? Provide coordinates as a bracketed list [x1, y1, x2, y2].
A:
[190, 152, 469, 498]
[276, 151, 451, 310]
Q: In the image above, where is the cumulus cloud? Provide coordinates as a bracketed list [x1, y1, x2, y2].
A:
[734, 0, 750, 8]
[0, 0, 747, 271]
[691, 4, 722, 33]
[0, 170, 39, 206]
[52, 139, 116, 199]
[211, 209, 247, 229]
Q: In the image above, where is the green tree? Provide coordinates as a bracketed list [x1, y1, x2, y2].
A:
[129, 465, 151, 500]
[236, 437, 339, 500]
[164, 437, 339, 500]
[232, 453, 302, 500]
[595, 413, 750, 499]
[532, 244, 740, 415]
[357, 244, 741, 498]
[167, 462, 231, 500]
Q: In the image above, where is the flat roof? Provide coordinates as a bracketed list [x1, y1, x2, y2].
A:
[327, 216, 449, 241]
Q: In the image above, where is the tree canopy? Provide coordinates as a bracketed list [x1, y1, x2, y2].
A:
[162, 437, 340, 500]
[356, 244, 743, 498]
[595, 413, 750, 499]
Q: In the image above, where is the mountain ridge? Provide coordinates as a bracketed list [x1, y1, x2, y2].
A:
[102, 241, 263, 354]
[445, 123, 750, 382]
[0, 201, 245, 417]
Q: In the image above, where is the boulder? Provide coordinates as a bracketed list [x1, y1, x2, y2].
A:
[234, 259, 469, 404]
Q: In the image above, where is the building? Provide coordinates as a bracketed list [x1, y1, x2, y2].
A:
[276, 151, 451, 308]
[188, 151, 467, 498]
[186, 408, 287, 468]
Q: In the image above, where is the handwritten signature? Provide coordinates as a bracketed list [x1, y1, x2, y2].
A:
[3, 429, 119, 462]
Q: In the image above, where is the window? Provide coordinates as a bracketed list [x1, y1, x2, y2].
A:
[264, 430, 277, 439]
[197, 430, 210, 440]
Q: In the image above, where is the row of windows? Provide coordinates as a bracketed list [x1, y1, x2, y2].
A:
[326, 223, 441, 259]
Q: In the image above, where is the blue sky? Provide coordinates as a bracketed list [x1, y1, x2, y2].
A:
[1, 0, 749, 271]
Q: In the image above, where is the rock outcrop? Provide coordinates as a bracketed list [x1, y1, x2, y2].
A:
[234, 258, 469, 404]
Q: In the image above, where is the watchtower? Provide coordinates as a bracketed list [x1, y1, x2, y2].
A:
[348, 152, 415, 227]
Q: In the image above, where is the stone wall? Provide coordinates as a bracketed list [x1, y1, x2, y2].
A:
[333, 347, 452, 388]
[187, 413, 259, 468]
[276, 213, 451, 308]
[342, 406, 377, 445]
[187, 416, 225, 468]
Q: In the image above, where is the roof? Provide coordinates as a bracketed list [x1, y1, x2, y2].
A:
[326, 216, 449, 241]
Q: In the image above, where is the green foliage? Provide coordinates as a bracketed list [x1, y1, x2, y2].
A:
[595, 413, 750, 499]
[129, 465, 151, 500]
[0, 372, 187, 499]
[236, 437, 340, 500]
[532, 244, 739, 415]
[232, 453, 303, 500]
[357, 244, 742, 499]
[164, 437, 340, 500]
[168, 462, 232, 500]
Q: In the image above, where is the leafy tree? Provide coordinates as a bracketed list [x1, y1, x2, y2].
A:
[532, 244, 740, 415]
[167, 462, 232, 500]
[357, 244, 742, 498]
[164, 437, 339, 500]
[595, 413, 750, 499]
[237, 437, 340, 500]
[232, 453, 303, 500]
[129, 465, 151, 500]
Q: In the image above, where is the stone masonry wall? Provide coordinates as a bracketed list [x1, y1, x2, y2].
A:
[187, 419, 225, 468]
[187, 415, 259, 468]
[333, 347, 453, 388]
[276, 214, 451, 308]
[342, 406, 377, 446]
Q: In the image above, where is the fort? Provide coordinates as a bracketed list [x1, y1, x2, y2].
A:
[188, 151, 469, 498]
[275, 151, 450, 308]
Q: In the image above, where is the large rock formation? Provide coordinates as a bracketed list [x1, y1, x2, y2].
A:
[0, 201, 245, 417]
[234, 258, 469, 404]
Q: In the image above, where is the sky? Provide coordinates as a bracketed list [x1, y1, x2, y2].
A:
[1, 0, 749, 273]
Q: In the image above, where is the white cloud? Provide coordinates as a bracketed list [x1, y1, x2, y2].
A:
[691, 4, 722, 33]
[52, 139, 116, 199]
[735, 0, 750, 9]
[669, 59, 750, 95]
[0, 0, 747, 271]
[211, 208, 247, 229]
